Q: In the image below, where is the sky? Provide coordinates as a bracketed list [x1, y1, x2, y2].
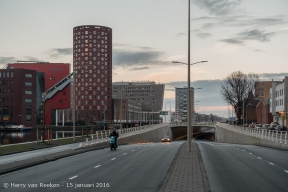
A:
[1, 0, 288, 117]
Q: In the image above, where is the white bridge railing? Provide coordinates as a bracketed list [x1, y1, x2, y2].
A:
[219, 123, 288, 145]
[77, 123, 166, 148]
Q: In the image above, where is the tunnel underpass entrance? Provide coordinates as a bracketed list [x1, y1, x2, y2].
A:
[170, 125, 215, 141]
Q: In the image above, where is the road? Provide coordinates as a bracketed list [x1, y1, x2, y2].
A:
[0, 141, 183, 192]
[197, 141, 288, 192]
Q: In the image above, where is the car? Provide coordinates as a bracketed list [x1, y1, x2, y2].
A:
[255, 124, 262, 128]
[243, 123, 249, 127]
[262, 124, 270, 129]
[248, 123, 255, 128]
[276, 125, 287, 132]
[162, 136, 171, 142]
[270, 122, 279, 130]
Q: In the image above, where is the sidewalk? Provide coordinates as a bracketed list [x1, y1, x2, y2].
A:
[159, 141, 211, 192]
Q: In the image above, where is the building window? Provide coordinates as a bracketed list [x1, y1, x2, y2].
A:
[25, 99, 32, 103]
[59, 100, 62, 104]
[25, 91, 32, 94]
[25, 82, 32, 86]
[26, 107, 31, 121]
[25, 74, 32, 78]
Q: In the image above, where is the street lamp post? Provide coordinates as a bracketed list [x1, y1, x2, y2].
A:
[165, 102, 171, 123]
[246, 103, 252, 126]
[172, 0, 208, 152]
[202, 108, 207, 122]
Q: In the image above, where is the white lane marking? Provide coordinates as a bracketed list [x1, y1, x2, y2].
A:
[242, 150, 245, 151]
[285, 170, 288, 173]
[111, 158, 116, 160]
[132, 150, 134, 151]
[249, 153, 252, 155]
[69, 175, 78, 180]
[269, 162, 274, 165]
[258, 157, 262, 159]
[94, 165, 101, 168]
[123, 153, 127, 155]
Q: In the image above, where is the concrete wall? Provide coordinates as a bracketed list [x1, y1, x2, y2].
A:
[118, 124, 171, 144]
[216, 124, 288, 150]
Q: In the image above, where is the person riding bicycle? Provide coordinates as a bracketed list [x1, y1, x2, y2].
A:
[109, 128, 119, 146]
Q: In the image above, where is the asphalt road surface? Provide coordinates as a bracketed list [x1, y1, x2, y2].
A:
[197, 141, 288, 192]
[0, 141, 183, 192]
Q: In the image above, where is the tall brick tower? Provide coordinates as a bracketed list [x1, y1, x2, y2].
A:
[73, 25, 112, 122]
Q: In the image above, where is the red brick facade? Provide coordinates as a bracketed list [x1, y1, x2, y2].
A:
[73, 25, 112, 121]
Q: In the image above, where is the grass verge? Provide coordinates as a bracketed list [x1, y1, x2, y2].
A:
[0, 137, 91, 156]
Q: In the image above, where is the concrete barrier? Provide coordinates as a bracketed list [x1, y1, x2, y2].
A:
[216, 123, 288, 150]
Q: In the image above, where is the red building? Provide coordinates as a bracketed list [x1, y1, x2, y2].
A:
[8, 62, 71, 125]
[0, 69, 40, 127]
[73, 25, 112, 122]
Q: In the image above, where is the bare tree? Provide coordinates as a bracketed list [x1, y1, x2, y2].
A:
[220, 71, 259, 123]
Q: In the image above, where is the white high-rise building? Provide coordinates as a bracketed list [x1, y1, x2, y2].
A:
[175, 87, 194, 122]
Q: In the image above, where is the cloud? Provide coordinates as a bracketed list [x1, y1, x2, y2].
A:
[0, 57, 17, 65]
[176, 32, 186, 37]
[50, 48, 72, 58]
[238, 29, 275, 42]
[0, 56, 43, 66]
[192, 0, 244, 16]
[113, 49, 165, 67]
[129, 67, 149, 71]
[195, 15, 287, 31]
[221, 29, 275, 45]
[221, 38, 243, 45]
[196, 32, 212, 39]
[258, 73, 288, 81]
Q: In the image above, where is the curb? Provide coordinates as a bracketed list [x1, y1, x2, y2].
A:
[0, 142, 110, 176]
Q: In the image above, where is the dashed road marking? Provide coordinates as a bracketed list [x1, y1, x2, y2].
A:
[285, 170, 288, 173]
[111, 158, 116, 160]
[242, 150, 245, 151]
[249, 153, 252, 155]
[94, 165, 101, 168]
[69, 175, 78, 180]
[123, 153, 127, 155]
[132, 150, 134, 151]
[258, 157, 262, 159]
[269, 162, 274, 165]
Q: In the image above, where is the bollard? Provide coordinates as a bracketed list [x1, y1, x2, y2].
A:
[271, 131, 274, 142]
[91, 135, 94, 145]
[275, 131, 278, 143]
[285, 132, 287, 144]
[79, 142, 83, 148]
[268, 130, 271, 140]
[86, 138, 89, 146]
[36, 128, 38, 142]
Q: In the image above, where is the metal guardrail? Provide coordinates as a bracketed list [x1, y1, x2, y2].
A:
[71, 123, 166, 148]
[218, 123, 288, 145]
[170, 122, 216, 126]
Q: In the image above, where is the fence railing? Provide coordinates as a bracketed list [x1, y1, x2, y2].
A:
[76, 123, 166, 148]
[219, 123, 288, 145]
